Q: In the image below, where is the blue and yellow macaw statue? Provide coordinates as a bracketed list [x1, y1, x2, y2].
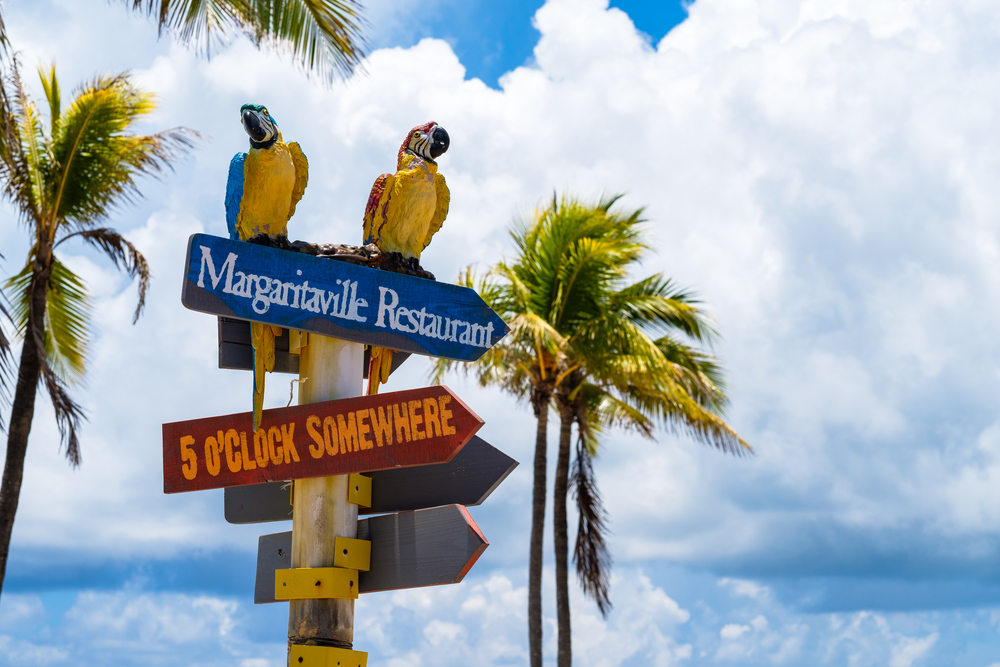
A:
[225, 104, 309, 430]
[363, 121, 450, 394]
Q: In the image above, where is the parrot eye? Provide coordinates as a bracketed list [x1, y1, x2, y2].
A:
[414, 132, 422, 137]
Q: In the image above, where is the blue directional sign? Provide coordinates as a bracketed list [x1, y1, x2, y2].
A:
[181, 234, 508, 361]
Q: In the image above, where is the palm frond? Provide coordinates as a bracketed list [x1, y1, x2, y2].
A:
[129, 0, 250, 46]
[128, 0, 366, 80]
[0, 282, 14, 433]
[587, 390, 655, 440]
[0, 14, 7, 55]
[571, 433, 612, 616]
[609, 275, 718, 344]
[17, 266, 87, 465]
[58, 228, 150, 323]
[249, 0, 367, 80]
[5, 259, 91, 385]
[50, 74, 198, 227]
[2, 64, 47, 225]
[37, 63, 62, 137]
[654, 335, 728, 412]
[628, 379, 750, 456]
[39, 356, 86, 466]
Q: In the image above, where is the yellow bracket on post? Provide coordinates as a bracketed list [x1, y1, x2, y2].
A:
[275, 567, 359, 600]
[289, 644, 367, 667]
[334, 536, 371, 571]
[348, 473, 372, 508]
[289, 329, 308, 354]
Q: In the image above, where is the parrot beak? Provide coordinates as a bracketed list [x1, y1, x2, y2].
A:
[429, 125, 450, 159]
[242, 109, 270, 143]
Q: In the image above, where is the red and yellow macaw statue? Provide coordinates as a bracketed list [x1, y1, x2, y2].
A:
[225, 104, 309, 430]
[363, 121, 451, 394]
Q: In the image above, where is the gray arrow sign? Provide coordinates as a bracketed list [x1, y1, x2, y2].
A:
[255, 504, 488, 603]
[225, 436, 517, 523]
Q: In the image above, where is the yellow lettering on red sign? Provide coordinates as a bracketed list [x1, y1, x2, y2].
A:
[323, 416, 338, 456]
[282, 423, 299, 463]
[438, 395, 456, 436]
[225, 429, 241, 473]
[423, 398, 441, 438]
[254, 429, 269, 468]
[240, 431, 256, 470]
[370, 406, 393, 447]
[180, 435, 197, 480]
[393, 402, 411, 443]
[268, 426, 283, 465]
[408, 400, 425, 440]
[357, 410, 374, 450]
[338, 412, 359, 453]
[205, 436, 222, 476]
[307, 415, 324, 459]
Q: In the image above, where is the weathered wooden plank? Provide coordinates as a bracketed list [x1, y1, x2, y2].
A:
[182, 233, 508, 361]
[255, 505, 488, 603]
[162, 385, 483, 493]
[217, 317, 410, 377]
[224, 436, 517, 523]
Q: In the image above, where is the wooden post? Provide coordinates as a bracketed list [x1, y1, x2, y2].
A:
[288, 333, 363, 654]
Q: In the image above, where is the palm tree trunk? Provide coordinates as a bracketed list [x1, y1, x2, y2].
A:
[554, 403, 573, 667]
[0, 267, 49, 597]
[529, 387, 552, 667]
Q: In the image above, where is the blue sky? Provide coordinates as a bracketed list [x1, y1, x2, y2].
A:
[4, 0, 1000, 665]
[367, 0, 690, 86]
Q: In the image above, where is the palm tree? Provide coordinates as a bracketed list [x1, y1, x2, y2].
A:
[125, 0, 367, 80]
[436, 195, 750, 667]
[0, 61, 196, 597]
[0, 1, 366, 81]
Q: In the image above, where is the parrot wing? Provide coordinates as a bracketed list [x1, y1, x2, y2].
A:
[363, 172, 394, 245]
[422, 171, 450, 251]
[287, 141, 309, 220]
[225, 152, 247, 240]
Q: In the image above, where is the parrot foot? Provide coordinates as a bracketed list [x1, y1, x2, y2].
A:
[247, 233, 298, 252]
[292, 240, 383, 265]
[245, 234, 385, 266]
[374, 251, 436, 281]
[240, 235, 434, 280]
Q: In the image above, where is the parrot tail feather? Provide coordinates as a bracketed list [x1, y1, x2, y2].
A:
[251, 322, 280, 431]
[367, 347, 393, 395]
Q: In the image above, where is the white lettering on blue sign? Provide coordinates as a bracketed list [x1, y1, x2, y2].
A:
[198, 245, 368, 323]
[196, 244, 495, 348]
[197, 247, 237, 291]
[374, 286, 494, 348]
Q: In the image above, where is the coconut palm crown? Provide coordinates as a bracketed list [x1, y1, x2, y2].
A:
[435, 194, 750, 667]
[0, 61, 197, 597]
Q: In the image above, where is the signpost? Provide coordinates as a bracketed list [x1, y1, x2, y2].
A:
[255, 504, 489, 603]
[217, 316, 412, 377]
[162, 385, 483, 493]
[225, 435, 518, 522]
[166, 229, 514, 666]
[183, 233, 508, 361]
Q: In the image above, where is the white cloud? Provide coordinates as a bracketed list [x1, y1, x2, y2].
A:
[7, 0, 1000, 576]
[890, 631, 938, 667]
[720, 623, 750, 639]
[720, 579, 770, 600]
[4, 0, 1000, 663]
[0, 593, 45, 629]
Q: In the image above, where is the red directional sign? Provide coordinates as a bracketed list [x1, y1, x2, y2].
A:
[162, 385, 482, 494]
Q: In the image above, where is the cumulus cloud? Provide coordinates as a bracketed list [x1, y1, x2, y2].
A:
[5, 0, 1000, 663]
